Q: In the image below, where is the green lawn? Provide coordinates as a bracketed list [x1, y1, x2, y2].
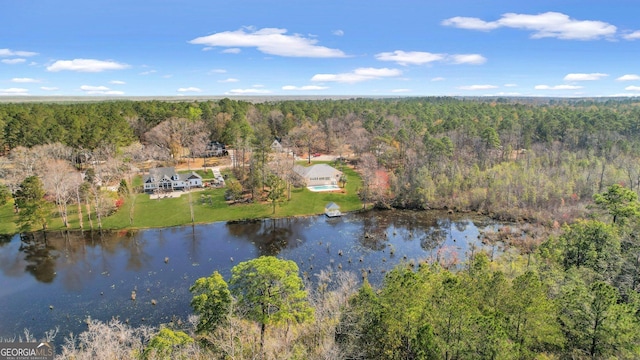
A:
[0, 200, 17, 235]
[0, 163, 364, 234]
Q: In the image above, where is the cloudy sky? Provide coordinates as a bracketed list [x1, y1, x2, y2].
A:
[1, 0, 639, 97]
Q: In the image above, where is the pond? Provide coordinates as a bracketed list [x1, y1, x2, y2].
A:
[0, 210, 505, 342]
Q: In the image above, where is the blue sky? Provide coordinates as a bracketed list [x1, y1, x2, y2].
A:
[1, 0, 639, 97]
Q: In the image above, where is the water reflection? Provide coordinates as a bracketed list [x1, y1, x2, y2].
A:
[19, 233, 58, 283]
[0, 210, 504, 342]
[226, 218, 306, 256]
[0, 234, 12, 246]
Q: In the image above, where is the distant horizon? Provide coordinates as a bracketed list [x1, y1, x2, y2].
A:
[1, 94, 639, 105]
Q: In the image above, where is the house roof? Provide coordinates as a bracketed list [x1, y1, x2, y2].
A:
[325, 202, 340, 210]
[182, 172, 202, 180]
[144, 167, 202, 182]
[293, 164, 341, 179]
[145, 167, 177, 182]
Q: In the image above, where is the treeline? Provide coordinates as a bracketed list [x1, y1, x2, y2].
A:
[4, 97, 640, 151]
[4, 97, 640, 223]
[54, 186, 640, 359]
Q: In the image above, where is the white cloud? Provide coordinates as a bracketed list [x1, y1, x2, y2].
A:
[177, 87, 202, 92]
[209, 69, 227, 74]
[0, 49, 38, 57]
[47, 59, 130, 72]
[534, 84, 583, 90]
[80, 85, 110, 92]
[0, 87, 29, 95]
[391, 89, 411, 93]
[40, 86, 59, 91]
[139, 70, 157, 75]
[442, 12, 617, 40]
[625, 86, 640, 91]
[563, 73, 608, 81]
[282, 85, 329, 91]
[616, 74, 640, 81]
[11, 77, 40, 83]
[504, 83, 518, 87]
[431, 77, 445, 82]
[189, 27, 347, 58]
[441, 16, 500, 31]
[218, 78, 239, 83]
[375, 50, 486, 66]
[375, 51, 444, 65]
[458, 84, 498, 90]
[448, 54, 487, 65]
[311, 67, 402, 84]
[110, 80, 126, 85]
[623, 31, 640, 40]
[333, 29, 344, 36]
[226, 88, 272, 95]
[79, 85, 124, 95]
[222, 48, 241, 54]
[2, 58, 26, 64]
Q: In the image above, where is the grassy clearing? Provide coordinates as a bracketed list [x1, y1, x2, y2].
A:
[0, 163, 363, 234]
[0, 200, 17, 235]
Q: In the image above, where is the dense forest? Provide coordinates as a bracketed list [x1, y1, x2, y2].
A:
[2, 97, 640, 358]
[3, 97, 640, 223]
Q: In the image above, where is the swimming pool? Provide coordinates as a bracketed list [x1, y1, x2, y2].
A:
[307, 184, 340, 192]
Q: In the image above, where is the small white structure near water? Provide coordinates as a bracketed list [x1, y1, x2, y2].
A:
[325, 202, 342, 217]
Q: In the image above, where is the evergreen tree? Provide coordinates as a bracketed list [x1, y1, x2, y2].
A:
[229, 256, 313, 356]
[189, 271, 232, 334]
[14, 176, 50, 232]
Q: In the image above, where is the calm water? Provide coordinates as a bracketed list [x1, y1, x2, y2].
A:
[0, 210, 502, 341]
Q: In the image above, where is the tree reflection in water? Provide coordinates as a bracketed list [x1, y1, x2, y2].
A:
[123, 231, 151, 272]
[227, 218, 306, 256]
[420, 227, 447, 251]
[359, 214, 388, 251]
[0, 234, 12, 247]
[19, 233, 58, 283]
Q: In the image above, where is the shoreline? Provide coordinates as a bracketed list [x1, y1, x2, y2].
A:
[4, 206, 511, 238]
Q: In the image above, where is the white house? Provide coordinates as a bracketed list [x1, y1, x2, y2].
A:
[293, 164, 342, 187]
[143, 167, 203, 193]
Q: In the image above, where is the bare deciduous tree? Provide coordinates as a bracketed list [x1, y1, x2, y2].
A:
[359, 153, 385, 209]
[348, 121, 370, 159]
[145, 118, 209, 165]
[268, 153, 296, 200]
[288, 121, 323, 164]
[41, 160, 80, 228]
